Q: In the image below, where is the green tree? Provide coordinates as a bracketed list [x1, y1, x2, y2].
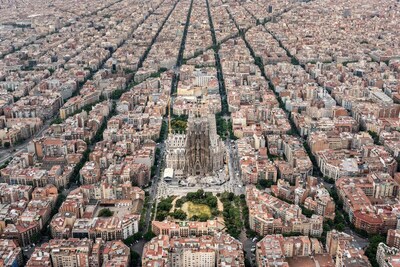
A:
[98, 208, 113, 217]
[196, 189, 205, 198]
[51, 117, 63, 125]
[124, 68, 134, 74]
[130, 251, 141, 267]
[206, 197, 217, 208]
[220, 193, 242, 238]
[31, 232, 41, 244]
[211, 209, 220, 217]
[334, 212, 345, 225]
[368, 131, 380, 145]
[156, 210, 168, 221]
[175, 198, 185, 208]
[335, 223, 345, 232]
[158, 197, 173, 212]
[300, 206, 314, 218]
[198, 213, 210, 222]
[123, 232, 142, 246]
[170, 209, 187, 220]
[257, 178, 274, 189]
[144, 231, 156, 241]
[365, 235, 386, 267]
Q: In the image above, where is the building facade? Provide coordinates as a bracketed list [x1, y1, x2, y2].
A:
[165, 112, 225, 179]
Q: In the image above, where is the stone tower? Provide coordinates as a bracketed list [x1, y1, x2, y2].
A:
[165, 111, 225, 179]
[185, 113, 211, 176]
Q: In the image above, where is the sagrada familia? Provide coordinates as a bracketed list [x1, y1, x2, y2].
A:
[165, 111, 225, 179]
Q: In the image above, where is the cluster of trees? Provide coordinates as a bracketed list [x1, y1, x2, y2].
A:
[51, 194, 66, 218]
[156, 195, 214, 222]
[123, 232, 142, 246]
[0, 159, 11, 169]
[215, 113, 236, 140]
[185, 189, 218, 208]
[175, 198, 185, 208]
[190, 213, 210, 222]
[323, 176, 335, 184]
[256, 178, 274, 189]
[170, 209, 187, 220]
[130, 251, 141, 267]
[368, 131, 380, 145]
[240, 194, 258, 238]
[158, 196, 174, 211]
[300, 205, 315, 218]
[147, 67, 168, 80]
[90, 117, 107, 145]
[215, 114, 229, 140]
[219, 192, 242, 238]
[287, 118, 300, 136]
[150, 71, 162, 79]
[176, 189, 219, 220]
[156, 196, 175, 221]
[303, 141, 322, 176]
[157, 121, 168, 143]
[51, 117, 63, 125]
[98, 208, 113, 217]
[123, 68, 135, 74]
[365, 235, 386, 267]
[1, 141, 10, 148]
[172, 114, 188, 120]
[110, 89, 126, 100]
[139, 195, 149, 231]
[3, 22, 31, 29]
[157, 190, 221, 222]
[291, 57, 300, 66]
[39, 193, 68, 239]
[317, 187, 347, 244]
[69, 148, 89, 185]
[144, 231, 156, 241]
[151, 148, 162, 178]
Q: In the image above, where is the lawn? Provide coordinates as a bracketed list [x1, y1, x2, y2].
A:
[181, 201, 211, 218]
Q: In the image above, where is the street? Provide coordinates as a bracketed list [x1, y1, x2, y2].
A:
[225, 139, 245, 195]
[132, 239, 146, 257]
[143, 142, 166, 232]
[240, 230, 257, 266]
[344, 227, 370, 250]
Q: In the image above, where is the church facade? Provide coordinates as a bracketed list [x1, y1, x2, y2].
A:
[165, 113, 225, 179]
